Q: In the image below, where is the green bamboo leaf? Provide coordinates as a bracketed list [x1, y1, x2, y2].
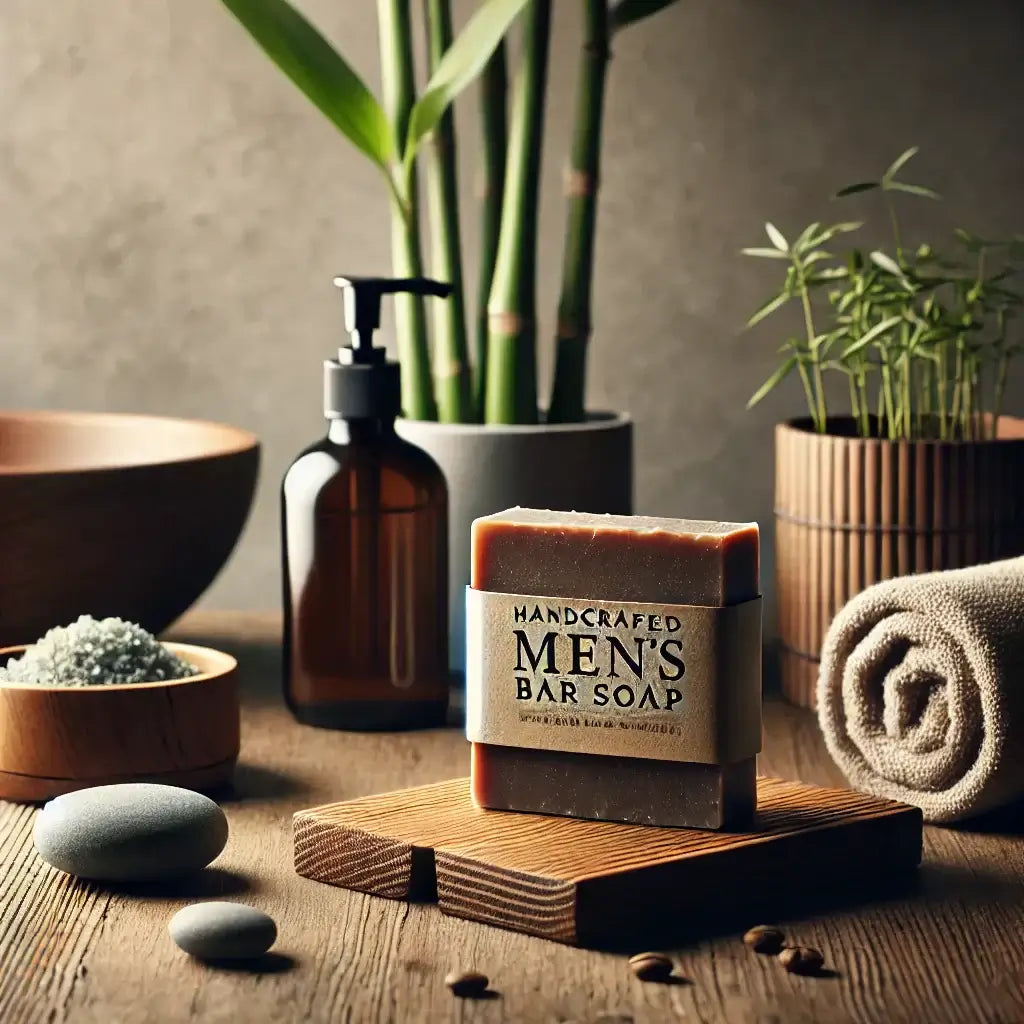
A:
[834, 182, 879, 197]
[218, 0, 393, 172]
[765, 222, 789, 252]
[822, 360, 854, 374]
[882, 146, 919, 182]
[955, 228, 988, 254]
[793, 222, 822, 253]
[811, 331, 839, 353]
[802, 250, 834, 266]
[885, 181, 940, 199]
[747, 355, 798, 409]
[404, 0, 530, 170]
[741, 247, 789, 259]
[870, 251, 906, 278]
[810, 221, 864, 245]
[841, 315, 902, 358]
[609, 0, 680, 32]
[746, 292, 791, 328]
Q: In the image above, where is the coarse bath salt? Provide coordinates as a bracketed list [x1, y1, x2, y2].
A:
[0, 615, 197, 686]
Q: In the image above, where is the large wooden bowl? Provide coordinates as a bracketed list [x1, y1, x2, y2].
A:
[0, 411, 260, 647]
[0, 642, 239, 802]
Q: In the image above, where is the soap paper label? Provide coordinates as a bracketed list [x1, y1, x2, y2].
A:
[465, 588, 762, 764]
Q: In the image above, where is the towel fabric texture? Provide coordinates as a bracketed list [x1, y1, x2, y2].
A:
[817, 556, 1024, 824]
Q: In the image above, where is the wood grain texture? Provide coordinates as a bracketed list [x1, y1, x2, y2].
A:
[294, 777, 922, 946]
[775, 416, 1024, 708]
[0, 643, 239, 801]
[0, 610, 1022, 1023]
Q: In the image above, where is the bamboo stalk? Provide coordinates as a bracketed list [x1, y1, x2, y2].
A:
[378, 0, 436, 421]
[484, 0, 552, 424]
[951, 341, 964, 430]
[902, 353, 912, 439]
[919, 358, 932, 437]
[994, 351, 1010, 438]
[547, 0, 610, 424]
[847, 372, 859, 425]
[937, 340, 949, 439]
[474, 44, 507, 421]
[422, 0, 472, 423]
[881, 356, 896, 438]
[795, 356, 816, 427]
[797, 276, 825, 432]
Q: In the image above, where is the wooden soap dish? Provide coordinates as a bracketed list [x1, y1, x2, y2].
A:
[295, 776, 923, 947]
[0, 643, 239, 802]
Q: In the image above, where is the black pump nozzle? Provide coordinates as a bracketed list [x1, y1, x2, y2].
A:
[324, 275, 453, 420]
[333, 276, 453, 363]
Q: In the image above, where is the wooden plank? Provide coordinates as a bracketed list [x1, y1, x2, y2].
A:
[0, 801, 112, 1024]
[294, 776, 923, 947]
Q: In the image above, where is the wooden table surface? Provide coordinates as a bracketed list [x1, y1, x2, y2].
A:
[2, 611, 1023, 1024]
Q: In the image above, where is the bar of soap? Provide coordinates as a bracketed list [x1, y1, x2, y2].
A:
[468, 508, 761, 830]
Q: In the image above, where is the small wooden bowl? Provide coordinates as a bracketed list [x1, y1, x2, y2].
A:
[0, 642, 239, 802]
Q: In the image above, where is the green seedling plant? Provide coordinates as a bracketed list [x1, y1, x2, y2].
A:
[743, 148, 1024, 441]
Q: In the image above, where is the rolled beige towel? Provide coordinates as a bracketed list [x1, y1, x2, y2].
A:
[817, 556, 1024, 824]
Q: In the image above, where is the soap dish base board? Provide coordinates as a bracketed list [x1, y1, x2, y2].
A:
[293, 776, 923, 948]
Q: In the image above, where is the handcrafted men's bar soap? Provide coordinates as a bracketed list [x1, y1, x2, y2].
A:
[466, 508, 762, 830]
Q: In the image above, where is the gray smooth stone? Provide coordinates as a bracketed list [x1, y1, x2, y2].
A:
[169, 902, 277, 960]
[33, 783, 229, 882]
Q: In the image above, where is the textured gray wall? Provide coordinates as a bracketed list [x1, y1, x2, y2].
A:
[3, 1, 1023, 620]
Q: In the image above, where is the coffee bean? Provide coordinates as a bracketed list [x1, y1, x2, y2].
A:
[743, 925, 785, 955]
[445, 970, 489, 997]
[628, 951, 674, 982]
[778, 946, 824, 975]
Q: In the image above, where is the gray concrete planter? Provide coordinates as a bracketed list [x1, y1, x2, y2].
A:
[397, 412, 633, 676]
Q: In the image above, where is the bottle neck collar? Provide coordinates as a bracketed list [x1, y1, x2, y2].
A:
[328, 417, 396, 444]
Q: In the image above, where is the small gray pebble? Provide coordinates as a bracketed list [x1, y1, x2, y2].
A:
[33, 783, 228, 882]
[170, 902, 277, 960]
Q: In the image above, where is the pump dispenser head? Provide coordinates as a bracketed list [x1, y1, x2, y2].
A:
[325, 276, 452, 419]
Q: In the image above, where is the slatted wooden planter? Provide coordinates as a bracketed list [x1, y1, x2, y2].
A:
[775, 416, 1024, 708]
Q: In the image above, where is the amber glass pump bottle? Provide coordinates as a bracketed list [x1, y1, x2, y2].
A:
[282, 275, 450, 730]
